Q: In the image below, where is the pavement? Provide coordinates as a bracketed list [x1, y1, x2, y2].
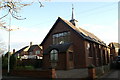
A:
[56, 68, 88, 78]
[98, 70, 120, 80]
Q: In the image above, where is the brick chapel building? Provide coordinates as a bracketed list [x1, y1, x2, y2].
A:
[40, 7, 110, 70]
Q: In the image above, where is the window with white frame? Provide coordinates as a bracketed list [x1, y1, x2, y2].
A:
[50, 49, 58, 61]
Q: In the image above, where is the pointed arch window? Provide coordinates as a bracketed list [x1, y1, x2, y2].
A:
[50, 49, 58, 61]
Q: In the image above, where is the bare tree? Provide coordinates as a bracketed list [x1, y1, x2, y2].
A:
[0, 0, 46, 29]
[0, 20, 6, 27]
[0, 0, 34, 20]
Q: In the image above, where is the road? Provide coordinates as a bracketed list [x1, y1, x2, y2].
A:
[98, 70, 120, 80]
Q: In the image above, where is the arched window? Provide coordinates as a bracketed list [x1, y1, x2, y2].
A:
[50, 49, 58, 61]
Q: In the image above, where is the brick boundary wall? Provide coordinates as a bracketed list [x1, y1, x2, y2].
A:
[2, 69, 56, 78]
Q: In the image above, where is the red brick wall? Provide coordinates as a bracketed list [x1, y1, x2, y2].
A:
[70, 29, 86, 68]
[9, 69, 56, 78]
[66, 51, 74, 69]
[57, 53, 66, 70]
[43, 55, 51, 69]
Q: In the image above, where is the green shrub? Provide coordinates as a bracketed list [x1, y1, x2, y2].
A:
[24, 66, 34, 70]
[2, 57, 8, 69]
[2, 53, 17, 69]
[14, 66, 25, 70]
[15, 66, 34, 70]
[88, 64, 95, 69]
[10, 55, 17, 69]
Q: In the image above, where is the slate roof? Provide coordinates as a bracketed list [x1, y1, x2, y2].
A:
[13, 46, 29, 56]
[14, 45, 41, 56]
[28, 45, 39, 52]
[60, 17, 106, 45]
[40, 17, 106, 46]
[44, 43, 72, 55]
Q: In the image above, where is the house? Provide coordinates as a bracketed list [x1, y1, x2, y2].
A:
[27, 43, 43, 59]
[40, 7, 110, 70]
[14, 42, 43, 60]
[108, 42, 120, 61]
[13, 46, 29, 59]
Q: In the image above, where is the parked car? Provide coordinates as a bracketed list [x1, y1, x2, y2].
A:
[116, 56, 120, 69]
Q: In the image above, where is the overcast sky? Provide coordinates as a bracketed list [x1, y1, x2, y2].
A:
[0, 1, 118, 52]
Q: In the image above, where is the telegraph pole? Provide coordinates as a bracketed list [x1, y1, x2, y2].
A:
[7, 15, 11, 74]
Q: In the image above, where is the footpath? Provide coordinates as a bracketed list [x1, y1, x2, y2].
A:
[97, 70, 120, 80]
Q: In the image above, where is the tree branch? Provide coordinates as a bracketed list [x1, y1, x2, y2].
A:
[0, 1, 33, 20]
[0, 9, 10, 20]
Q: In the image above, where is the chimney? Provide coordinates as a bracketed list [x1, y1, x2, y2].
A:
[30, 42, 32, 46]
[13, 49, 15, 54]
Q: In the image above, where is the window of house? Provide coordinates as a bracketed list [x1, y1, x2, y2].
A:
[29, 52, 32, 55]
[50, 49, 58, 61]
[102, 50, 106, 65]
[87, 43, 90, 50]
[88, 43, 92, 57]
[36, 50, 40, 55]
[52, 31, 70, 45]
[96, 45, 100, 58]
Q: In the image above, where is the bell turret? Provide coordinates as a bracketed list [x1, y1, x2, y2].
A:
[69, 4, 78, 26]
